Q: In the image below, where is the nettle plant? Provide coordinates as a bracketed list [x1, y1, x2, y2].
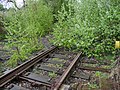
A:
[4, 0, 53, 67]
[52, 0, 120, 58]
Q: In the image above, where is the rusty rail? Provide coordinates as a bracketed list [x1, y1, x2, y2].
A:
[54, 52, 82, 90]
[0, 46, 57, 87]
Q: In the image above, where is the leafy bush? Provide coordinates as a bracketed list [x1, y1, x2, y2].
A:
[52, 0, 120, 57]
[4, 0, 53, 67]
[0, 13, 6, 40]
[45, 0, 67, 14]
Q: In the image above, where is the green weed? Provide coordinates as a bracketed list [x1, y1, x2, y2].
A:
[48, 71, 57, 78]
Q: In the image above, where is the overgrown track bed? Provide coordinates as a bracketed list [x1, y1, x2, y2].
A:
[0, 46, 119, 90]
[61, 57, 120, 90]
[0, 46, 82, 90]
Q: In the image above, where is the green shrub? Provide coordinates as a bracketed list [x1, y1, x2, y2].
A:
[4, 0, 53, 67]
[45, 0, 67, 14]
[0, 13, 6, 40]
[52, 0, 120, 57]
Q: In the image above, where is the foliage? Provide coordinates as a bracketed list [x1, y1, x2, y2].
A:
[52, 0, 120, 58]
[48, 71, 57, 78]
[4, 0, 53, 67]
[45, 0, 66, 14]
[0, 4, 4, 11]
[0, 12, 6, 40]
[88, 83, 99, 89]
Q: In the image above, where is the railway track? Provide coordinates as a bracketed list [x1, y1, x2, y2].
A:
[0, 46, 118, 90]
[0, 46, 82, 90]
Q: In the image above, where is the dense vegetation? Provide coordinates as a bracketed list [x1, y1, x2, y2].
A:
[0, 4, 4, 11]
[52, 0, 120, 59]
[0, 3, 6, 40]
[4, 0, 53, 67]
[1, 0, 120, 67]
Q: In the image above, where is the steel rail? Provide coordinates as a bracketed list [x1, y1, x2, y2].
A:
[53, 52, 82, 90]
[0, 46, 57, 87]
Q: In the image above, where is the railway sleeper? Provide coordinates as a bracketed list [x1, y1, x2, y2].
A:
[22, 72, 51, 85]
[49, 54, 71, 60]
[44, 58, 66, 64]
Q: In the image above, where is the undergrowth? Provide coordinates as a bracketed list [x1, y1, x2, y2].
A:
[52, 0, 120, 59]
[0, 13, 5, 40]
[4, 0, 53, 67]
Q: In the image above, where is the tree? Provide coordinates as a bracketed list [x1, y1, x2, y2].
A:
[0, 4, 4, 11]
